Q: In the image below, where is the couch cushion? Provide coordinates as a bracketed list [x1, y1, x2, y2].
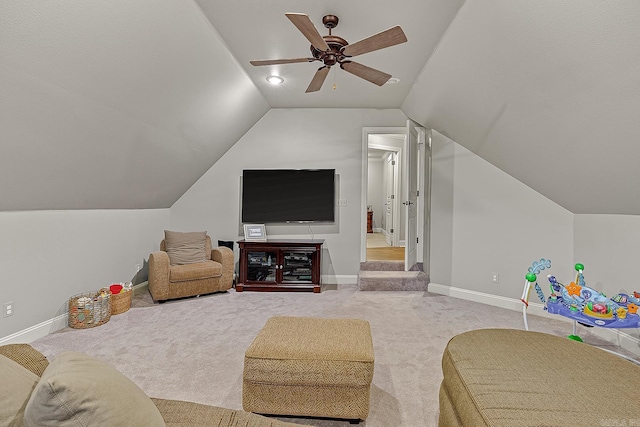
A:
[164, 230, 207, 265]
[24, 351, 165, 427]
[169, 260, 222, 282]
[441, 329, 640, 427]
[0, 355, 39, 427]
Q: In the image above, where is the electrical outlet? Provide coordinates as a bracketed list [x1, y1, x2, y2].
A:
[338, 199, 347, 207]
[3, 301, 13, 318]
[491, 273, 500, 284]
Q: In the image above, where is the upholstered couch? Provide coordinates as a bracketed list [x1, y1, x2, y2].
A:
[439, 329, 640, 427]
[0, 343, 309, 427]
[149, 231, 234, 302]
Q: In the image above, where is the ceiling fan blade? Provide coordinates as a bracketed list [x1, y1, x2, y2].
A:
[340, 61, 391, 86]
[250, 58, 314, 66]
[286, 13, 330, 52]
[306, 67, 330, 93]
[342, 26, 407, 57]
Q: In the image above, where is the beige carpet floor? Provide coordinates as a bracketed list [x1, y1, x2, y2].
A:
[31, 285, 638, 427]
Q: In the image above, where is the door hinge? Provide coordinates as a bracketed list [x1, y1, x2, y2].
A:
[390, 228, 394, 233]
[392, 160, 396, 165]
[416, 190, 420, 197]
[417, 237, 419, 244]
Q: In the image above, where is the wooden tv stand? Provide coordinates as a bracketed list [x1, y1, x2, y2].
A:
[237, 239, 324, 293]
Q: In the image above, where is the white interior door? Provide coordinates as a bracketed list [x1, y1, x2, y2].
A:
[384, 153, 395, 246]
[418, 130, 431, 275]
[404, 120, 419, 270]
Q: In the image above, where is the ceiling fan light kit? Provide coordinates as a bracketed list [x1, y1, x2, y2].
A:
[250, 13, 407, 93]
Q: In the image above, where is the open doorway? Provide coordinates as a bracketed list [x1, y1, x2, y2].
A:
[361, 124, 430, 272]
[366, 137, 404, 261]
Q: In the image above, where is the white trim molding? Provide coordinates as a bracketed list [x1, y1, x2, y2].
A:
[0, 282, 150, 345]
[322, 274, 358, 285]
[0, 313, 68, 345]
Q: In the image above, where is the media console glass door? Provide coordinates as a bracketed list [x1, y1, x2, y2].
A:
[282, 250, 314, 283]
[245, 249, 315, 284]
[237, 239, 324, 293]
[246, 250, 278, 283]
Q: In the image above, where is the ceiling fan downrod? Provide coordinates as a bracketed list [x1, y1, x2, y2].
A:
[311, 15, 349, 67]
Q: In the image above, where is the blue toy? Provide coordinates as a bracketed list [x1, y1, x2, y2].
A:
[521, 259, 640, 342]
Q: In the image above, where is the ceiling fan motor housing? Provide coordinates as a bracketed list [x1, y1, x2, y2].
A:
[310, 35, 349, 66]
[307, 15, 351, 67]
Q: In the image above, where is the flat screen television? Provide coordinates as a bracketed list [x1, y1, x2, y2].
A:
[241, 169, 335, 223]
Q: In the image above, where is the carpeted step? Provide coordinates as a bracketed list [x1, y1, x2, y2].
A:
[359, 260, 405, 271]
[357, 270, 429, 291]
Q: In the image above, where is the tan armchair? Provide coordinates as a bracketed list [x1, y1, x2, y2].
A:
[148, 235, 233, 302]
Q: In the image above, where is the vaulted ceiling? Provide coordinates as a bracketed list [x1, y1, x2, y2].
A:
[1, 1, 639, 214]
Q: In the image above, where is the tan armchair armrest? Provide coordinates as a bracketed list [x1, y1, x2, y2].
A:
[211, 246, 234, 290]
[148, 251, 170, 301]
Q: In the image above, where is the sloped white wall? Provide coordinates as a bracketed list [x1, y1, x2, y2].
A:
[0, 0, 269, 211]
[403, 1, 640, 216]
[430, 131, 574, 300]
[170, 108, 408, 280]
[0, 209, 169, 340]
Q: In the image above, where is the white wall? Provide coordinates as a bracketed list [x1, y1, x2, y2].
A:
[430, 131, 574, 300]
[574, 214, 640, 342]
[367, 158, 384, 230]
[429, 132, 454, 285]
[170, 108, 408, 281]
[574, 215, 640, 296]
[0, 209, 169, 341]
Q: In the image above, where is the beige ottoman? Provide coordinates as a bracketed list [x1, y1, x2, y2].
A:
[243, 316, 375, 422]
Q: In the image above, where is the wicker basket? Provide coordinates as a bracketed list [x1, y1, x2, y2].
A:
[68, 288, 111, 329]
[110, 289, 132, 315]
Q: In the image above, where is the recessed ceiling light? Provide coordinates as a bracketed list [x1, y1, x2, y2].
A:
[386, 77, 400, 85]
[266, 75, 284, 85]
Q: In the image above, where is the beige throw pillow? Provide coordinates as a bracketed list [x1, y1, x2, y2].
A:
[0, 355, 39, 427]
[164, 230, 207, 265]
[23, 351, 165, 427]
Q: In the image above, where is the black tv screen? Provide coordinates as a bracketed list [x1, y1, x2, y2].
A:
[242, 169, 335, 223]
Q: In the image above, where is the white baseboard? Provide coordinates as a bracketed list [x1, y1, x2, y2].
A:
[133, 281, 148, 296]
[0, 282, 149, 345]
[0, 313, 68, 345]
[322, 274, 357, 285]
[428, 283, 640, 358]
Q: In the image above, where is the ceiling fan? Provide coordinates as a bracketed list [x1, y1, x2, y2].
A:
[250, 13, 408, 93]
